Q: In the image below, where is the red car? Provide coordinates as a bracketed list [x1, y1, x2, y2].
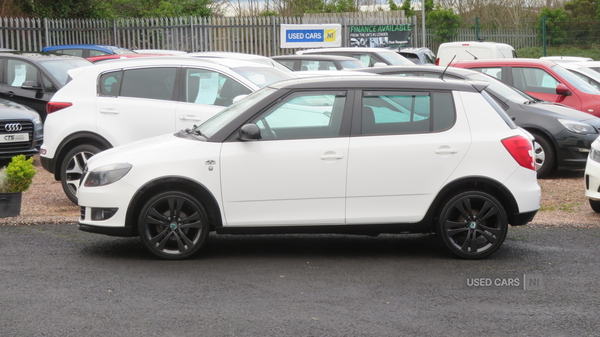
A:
[451, 58, 600, 118]
[86, 53, 173, 63]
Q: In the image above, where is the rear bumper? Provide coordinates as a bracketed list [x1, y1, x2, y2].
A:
[511, 210, 538, 226]
[40, 155, 56, 174]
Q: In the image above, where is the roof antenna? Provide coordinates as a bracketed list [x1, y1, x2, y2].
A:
[465, 50, 478, 60]
[439, 55, 457, 80]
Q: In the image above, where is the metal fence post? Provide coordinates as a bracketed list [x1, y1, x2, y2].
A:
[43, 17, 49, 47]
[542, 16, 547, 57]
[475, 17, 479, 41]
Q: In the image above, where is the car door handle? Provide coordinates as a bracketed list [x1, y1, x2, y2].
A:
[99, 108, 119, 114]
[320, 152, 344, 160]
[435, 147, 458, 155]
[180, 115, 202, 121]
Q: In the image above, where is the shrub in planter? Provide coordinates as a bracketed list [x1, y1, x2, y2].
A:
[0, 155, 36, 218]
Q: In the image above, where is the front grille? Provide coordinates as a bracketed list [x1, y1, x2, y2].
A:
[0, 120, 35, 152]
[80, 206, 86, 220]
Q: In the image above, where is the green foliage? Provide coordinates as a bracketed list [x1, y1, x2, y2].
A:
[260, 10, 279, 17]
[516, 46, 600, 60]
[324, 0, 357, 13]
[388, 0, 399, 11]
[538, 7, 569, 46]
[21, 0, 212, 19]
[0, 155, 36, 193]
[400, 0, 414, 17]
[426, 6, 462, 43]
[283, 0, 325, 15]
[564, 0, 597, 21]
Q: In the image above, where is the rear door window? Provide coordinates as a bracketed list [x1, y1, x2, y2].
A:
[361, 91, 455, 135]
[120, 67, 177, 101]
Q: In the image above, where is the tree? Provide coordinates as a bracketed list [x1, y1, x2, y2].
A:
[400, 0, 414, 17]
[539, 7, 569, 46]
[426, 6, 462, 43]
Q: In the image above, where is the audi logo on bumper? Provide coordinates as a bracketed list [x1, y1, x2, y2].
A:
[4, 123, 23, 132]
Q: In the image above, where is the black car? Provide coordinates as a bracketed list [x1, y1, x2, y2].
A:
[355, 65, 600, 177]
[0, 98, 43, 162]
[272, 54, 367, 71]
[0, 53, 91, 122]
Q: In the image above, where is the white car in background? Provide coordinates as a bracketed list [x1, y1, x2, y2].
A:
[585, 138, 600, 212]
[40, 56, 295, 203]
[77, 76, 540, 260]
[296, 47, 414, 67]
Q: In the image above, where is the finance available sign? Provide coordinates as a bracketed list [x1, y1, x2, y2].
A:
[349, 24, 412, 48]
[280, 24, 342, 48]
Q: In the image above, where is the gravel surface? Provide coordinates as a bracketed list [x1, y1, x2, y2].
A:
[1, 156, 599, 228]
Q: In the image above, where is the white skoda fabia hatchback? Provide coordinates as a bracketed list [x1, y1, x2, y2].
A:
[77, 76, 541, 260]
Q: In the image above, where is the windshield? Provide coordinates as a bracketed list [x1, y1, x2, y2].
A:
[552, 64, 600, 94]
[197, 87, 277, 138]
[376, 51, 414, 66]
[38, 58, 92, 86]
[232, 66, 295, 88]
[464, 72, 532, 103]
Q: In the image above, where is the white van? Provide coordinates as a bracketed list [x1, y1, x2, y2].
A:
[436, 41, 516, 66]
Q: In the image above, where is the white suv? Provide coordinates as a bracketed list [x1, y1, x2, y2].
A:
[77, 76, 540, 260]
[40, 57, 295, 203]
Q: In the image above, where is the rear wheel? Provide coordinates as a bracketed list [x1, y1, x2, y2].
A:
[60, 144, 101, 204]
[437, 191, 508, 259]
[138, 191, 209, 260]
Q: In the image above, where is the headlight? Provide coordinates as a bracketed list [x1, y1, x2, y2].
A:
[558, 119, 597, 134]
[591, 144, 600, 163]
[33, 117, 42, 125]
[84, 163, 132, 187]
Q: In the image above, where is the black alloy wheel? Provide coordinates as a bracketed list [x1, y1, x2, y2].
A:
[138, 191, 209, 260]
[438, 191, 508, 259]
[61, 144, 101, 204]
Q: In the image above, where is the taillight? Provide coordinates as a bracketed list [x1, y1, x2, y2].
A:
[46, 102, 72, 115]
[501, 136, 535, 171]
[435, 58, 440, 66]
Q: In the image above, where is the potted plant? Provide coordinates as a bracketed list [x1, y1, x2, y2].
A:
[0, 155, 36, 218]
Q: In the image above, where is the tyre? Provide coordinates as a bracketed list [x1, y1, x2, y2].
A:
[60, 144, 101, 204]
[138, 191, 209, 260]
[531, 133, 555, 178]
[589, 199, 600, 213]
[437, 191, 508, 259]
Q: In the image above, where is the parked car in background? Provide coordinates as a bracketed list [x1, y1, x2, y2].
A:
[0, 98, 43, 162]
[540, 56, 594, 63]
[296, 47, 414, 67]
[133, 49, 187, 55]
[187, 52, 293, 73]
[41, 57, 296, 203]
[354, 65, 600, 177]
[0, 52, 91, 121]
[452, 58, 600, 117]
[559, 62, 600, 90]
[437, 41, 516, 66]
[395, 47, 436, 65]
[575, 61, 600, 73]
[42, 44, 136, 58]
[87, 53, 174, 63]
[77, 76, 539, 260]
[272, 54, 367, 71]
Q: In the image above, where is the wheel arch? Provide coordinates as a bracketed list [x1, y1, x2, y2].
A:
[425, 176, 521, 231]
[125, 176, 223, 236]
[54, 132, 112, 180]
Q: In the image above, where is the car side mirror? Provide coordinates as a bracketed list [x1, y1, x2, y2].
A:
[239, 123, 261, 141]
[556, 83, 572, 96]
[373, 62, 388, 68]
[21, 80, 43, 90]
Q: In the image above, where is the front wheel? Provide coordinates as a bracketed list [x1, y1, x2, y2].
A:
[532, 134, 555, 178]
[138, 191, 209, 260]
[437, 191, 508, 259]
[60, 144, 101, 204]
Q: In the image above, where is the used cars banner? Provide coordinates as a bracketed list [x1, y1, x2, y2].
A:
[349, 24, 412, 48]
[280, 24, 342, 48]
